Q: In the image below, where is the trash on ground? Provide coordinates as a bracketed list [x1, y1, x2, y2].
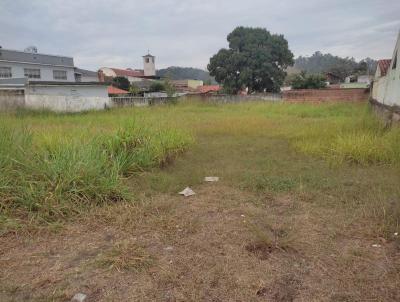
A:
[71, 293, 87, 302]
[372, 244, 381, 248]
[164, 246, 174, 251]
[205, 176, 219, 182]
[179, 187, 195, 197]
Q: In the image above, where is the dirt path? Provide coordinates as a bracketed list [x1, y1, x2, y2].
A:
[1, 183, 398, 301]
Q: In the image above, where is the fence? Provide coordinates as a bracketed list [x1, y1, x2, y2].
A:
[282, 88, 369, 102]
[187, 93, 282, 103]
[111, 96, 178, 107]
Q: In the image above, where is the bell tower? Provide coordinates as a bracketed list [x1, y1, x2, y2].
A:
[143, 53, 156, 76]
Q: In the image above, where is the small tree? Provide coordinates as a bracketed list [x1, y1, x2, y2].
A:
[112, 76, 130, 91]
[149, 81, 165, 92]
[290, 73, 327, 89]
[163, 79, 176, 97]
[129, 83, 140, 95]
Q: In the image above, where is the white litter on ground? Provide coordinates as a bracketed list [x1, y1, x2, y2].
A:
[71, 293, 87, 302]
[205, 176, 219, 182]
[179, 187, 196, 197]
[372, 244, 381, 248]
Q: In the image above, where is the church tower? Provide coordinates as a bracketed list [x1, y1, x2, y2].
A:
[143, 53, 156, 76]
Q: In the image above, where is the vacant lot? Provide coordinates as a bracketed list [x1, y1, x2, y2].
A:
[1, 100, 399, 301]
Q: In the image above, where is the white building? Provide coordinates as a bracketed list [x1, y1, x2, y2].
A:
[0, 47, 76, 82]
[0, 47, 98, 83]
[99, 53, 159, 84]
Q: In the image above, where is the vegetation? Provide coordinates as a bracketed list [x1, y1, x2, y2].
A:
[289, 72, 327, 89]
[112, 76, 130, 91]
[1, 101, 399, 301]
[208, 27, 294, 94]
[294, 51, 377, 81]
[0, 114, 192, 228]
[149, 81, 166, 92]
[157, 67, 216, 83]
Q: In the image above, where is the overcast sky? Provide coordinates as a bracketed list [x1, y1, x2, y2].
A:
[1, 0, 399, 71]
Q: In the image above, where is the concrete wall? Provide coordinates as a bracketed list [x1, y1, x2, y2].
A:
[188, 93, 282, 102]
[372, 33, 400, 108]
[0, 61, 75, 82]
[283, 88, 369, 102]
[0, 89, 25, 110]
[25, 85, 111, 112]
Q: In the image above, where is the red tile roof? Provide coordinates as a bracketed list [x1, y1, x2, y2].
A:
[197, 85, 221, 94]
[108, 86, 129, 95]
[378, 59, 392, 76]
[111, 68, 144, 78]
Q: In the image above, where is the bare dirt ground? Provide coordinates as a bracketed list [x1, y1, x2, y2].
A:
[1, 183, 399, 301]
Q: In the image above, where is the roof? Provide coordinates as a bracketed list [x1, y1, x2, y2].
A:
[0, 48, 74, 67]
[28, 81, 107, 86]
[74, 68, 98, 77]
[108, 86, 129, 95]
[197, 85, 221, 94]
[377, 59, 392, 76]
[143, 54, 155, 57]
[110, 68, 144, 78]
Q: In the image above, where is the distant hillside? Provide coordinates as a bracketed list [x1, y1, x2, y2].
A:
[157, 67, 216, 84]
[294, 51, 377, 80]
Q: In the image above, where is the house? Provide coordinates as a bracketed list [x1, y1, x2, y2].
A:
[325, 72, 341, 85]
[99, 53, 160, 84]
[0, 47, 76, 82]
[0, 46, 99, 83]
[371, 32, 400, 121]
[108, 86, 129, 96]
[74, 68, 99, 82]
[197, 85, 220, 94]
[172, 79, 203, 92]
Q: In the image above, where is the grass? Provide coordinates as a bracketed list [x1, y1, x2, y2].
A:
[0, 114, 192, 230]
[1, 100, 400, 301]
[0, 100, 399, 238]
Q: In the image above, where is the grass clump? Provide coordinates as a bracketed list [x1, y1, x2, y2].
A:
[0, 117, 192, 230]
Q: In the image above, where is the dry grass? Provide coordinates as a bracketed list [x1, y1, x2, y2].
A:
[0, 100, 399, 301]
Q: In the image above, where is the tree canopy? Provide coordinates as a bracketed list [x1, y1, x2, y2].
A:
[208, 27, 294, 94]
[294, 52, 377, 81]
[112, 76, 130, 91]
[289, 72, 327, 89]
[157, 67, 216, 83]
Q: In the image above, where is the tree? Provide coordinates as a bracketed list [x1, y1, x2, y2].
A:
[149, 81, 165, 92]
[290, 72, 327, 89]
[129, 83, 140, 95]
[112, 76, 130, 91]
[208, 27, 294, 94]
[163, 79, 176, 97]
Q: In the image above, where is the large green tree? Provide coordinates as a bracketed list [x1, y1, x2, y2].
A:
[208, 27, 294, 94]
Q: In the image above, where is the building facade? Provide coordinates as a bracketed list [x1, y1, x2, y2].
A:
[372, 33, 400, 107]
[0, 48, 76, 82]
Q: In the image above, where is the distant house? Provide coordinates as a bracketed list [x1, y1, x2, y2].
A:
[172, 79, 203, 92]
[108, 86, 129, 96]
[197, 85, 220, 94]
[74, 68, 99, 82]
[372, 32, 400, 120]
[325, 72, 341, 85]
[99, 53, 160, 84]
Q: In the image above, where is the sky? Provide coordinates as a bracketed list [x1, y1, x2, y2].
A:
[1, 0, 399, 71]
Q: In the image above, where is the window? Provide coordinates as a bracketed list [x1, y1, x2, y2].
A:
[0, 67, 12, 78]
[392, 51, 397, 70]
[75, 73, 82, 82]
[53, 70, 67, 80]
[145, 58, 150, 63]
[24, 68, 41, 79]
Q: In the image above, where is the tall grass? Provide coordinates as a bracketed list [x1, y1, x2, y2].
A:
[0, 117, 192, 228]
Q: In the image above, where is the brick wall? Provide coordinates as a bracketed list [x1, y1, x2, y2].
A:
[283, 88, 369, 102]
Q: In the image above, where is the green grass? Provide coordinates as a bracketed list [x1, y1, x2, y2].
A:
[0, 100, 399, 238]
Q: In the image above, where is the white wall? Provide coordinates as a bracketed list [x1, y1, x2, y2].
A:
[373, 33, 400, 107]
[25, 85, 111, 112]
[81, 75, 99, 82]
[0, 61, 75, 82]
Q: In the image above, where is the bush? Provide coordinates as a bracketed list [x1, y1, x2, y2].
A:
[290, 73, 327, 89]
